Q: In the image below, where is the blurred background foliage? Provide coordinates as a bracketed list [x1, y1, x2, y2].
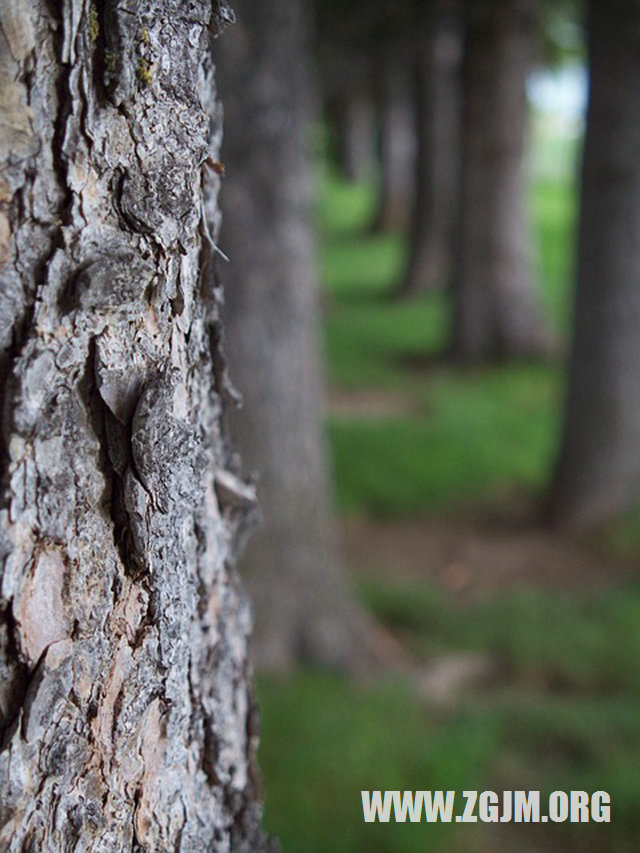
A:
[216, 0, 640, 849]
[256, 126, 640, 849]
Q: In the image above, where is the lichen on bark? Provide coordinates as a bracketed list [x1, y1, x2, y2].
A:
[0, 1, 271, 850]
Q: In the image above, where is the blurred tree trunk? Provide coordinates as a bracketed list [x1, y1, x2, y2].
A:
[0, 2, 270, 850]
[548, 0, 640, 528]
[400, 0, 461, 296]
[370, 50, 416, 233]
[452, 0, 550, 361]
[331, 91, 376, 183]
[216, 0, 383, 674]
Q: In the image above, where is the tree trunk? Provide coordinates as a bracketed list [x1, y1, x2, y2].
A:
[547, 0, 640, 528]
[400, 0, 461, 297]
[0, 2, 271, 850]
[216, 0, 384, 675]
[370, 51, 416, 233]
[451, 0, 550, 361]
[331, 91, 376, 183]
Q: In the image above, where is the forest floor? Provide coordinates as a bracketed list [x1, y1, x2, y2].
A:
[257, 157, 640, 852]
[341, 506, 640, 708]
[260, 497, 640, 851]
[341, 509, 638, 604]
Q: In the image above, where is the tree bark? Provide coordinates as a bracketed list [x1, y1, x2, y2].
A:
[0, 2, 271, 850]
[216, 0, 384, 675]
[451, 0, 550, 361]
[547, 0, 640, 528]
[400, 0, 461, 296]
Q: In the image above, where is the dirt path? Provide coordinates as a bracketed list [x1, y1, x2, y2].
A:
[342, 510, 640, 702]
[341, 512, 639, 602]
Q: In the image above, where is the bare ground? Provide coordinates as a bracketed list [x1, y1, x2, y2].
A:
[342, 508, 640, 702]
[329, 388, 417, 418]
[341, 511, 639, 603]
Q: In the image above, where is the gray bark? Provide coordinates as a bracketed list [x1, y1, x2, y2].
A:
[548, 0, 640, 528]
[400, 0, 461, 296]
[216, 0, 383, 674]
[0, 2, 270, 850]
[452, 0, 550, 361]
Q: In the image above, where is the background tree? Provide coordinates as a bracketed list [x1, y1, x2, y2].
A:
[369, 44, 417, 233]
[325, 57, 377, 184]
[315, 0, 417, 232]
[548, 0, 640, 527]
[0, 2, 270, 849]
[452, 0, 551, 361]
[400, 0, 462, 296]
[216, 0, 385, 674]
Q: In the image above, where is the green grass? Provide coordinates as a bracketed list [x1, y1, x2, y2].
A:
[359, 577, 640, 694]
[325, 295, 448, 389]
[318, 154, 576, 517]
[531, 177, 578, 333]
[258, 579, 640, 852]
[258, 678, 640, 852]
[330, 365, 560, 515]
[254, 125, 640, 851]
[257, 673, 505, 853]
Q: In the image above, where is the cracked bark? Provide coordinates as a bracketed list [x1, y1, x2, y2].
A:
[0, 2, 272, 850]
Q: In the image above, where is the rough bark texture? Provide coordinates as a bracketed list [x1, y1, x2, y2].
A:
[452, 0, 549, 361]
[216, 0, 383, 675]
[400, 0, 461, 296]
[0, 2, 271, 850]
[548, 0, 640, 528]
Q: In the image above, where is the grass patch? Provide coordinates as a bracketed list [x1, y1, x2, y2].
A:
[325, 294, 448, 389]
[319, 154, 576, 517]
[257, 672, 503, 853]
[359, 576, 640, 694]
[330, 364, 561, 515]
[531, 177, 578, 334]
[257, 669, 640, 852]
[257, 578, 640, 851]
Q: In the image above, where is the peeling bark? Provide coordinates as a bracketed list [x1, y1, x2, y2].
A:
[0, 2, 271, 850]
